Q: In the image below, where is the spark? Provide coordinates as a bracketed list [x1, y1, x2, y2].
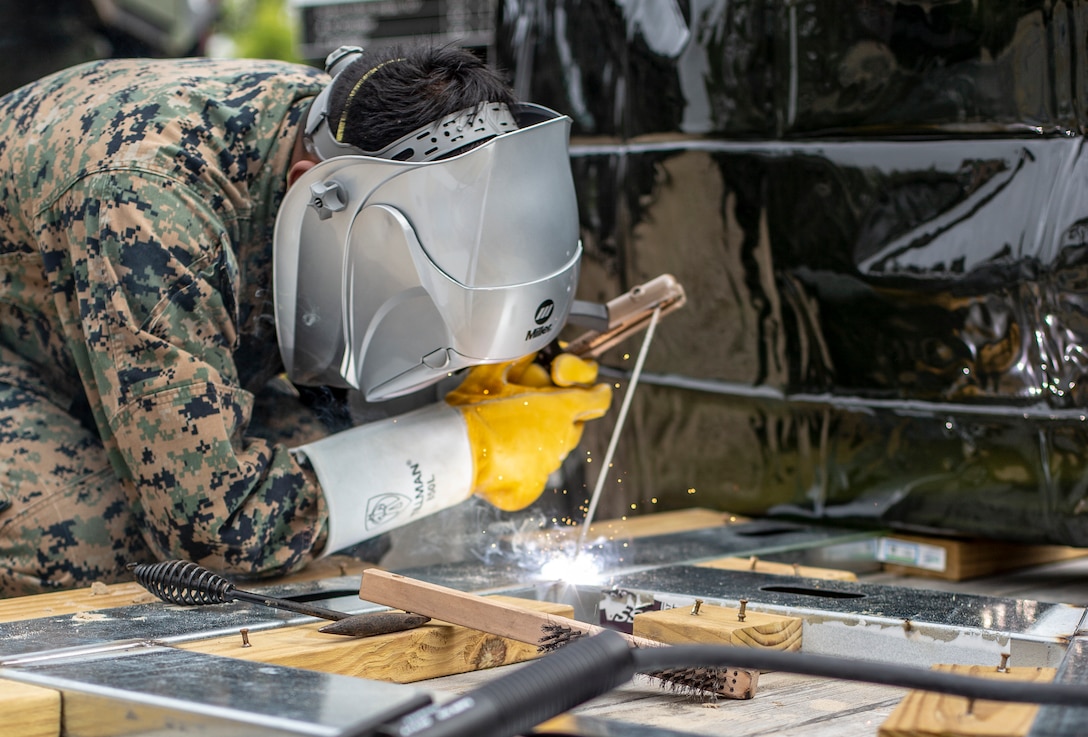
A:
[539, 553, 603, 585]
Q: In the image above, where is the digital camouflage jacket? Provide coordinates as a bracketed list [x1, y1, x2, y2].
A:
[0, 57, 335, 584]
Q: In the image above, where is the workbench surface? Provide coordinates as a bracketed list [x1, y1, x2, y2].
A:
[425, 661, 905, 737]
[416, 556, 1088, 737]
[3, 511, 1086, 737]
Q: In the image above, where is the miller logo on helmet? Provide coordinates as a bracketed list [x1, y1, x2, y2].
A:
[526, 299, 556, 341]
[535, 299, 555, 325]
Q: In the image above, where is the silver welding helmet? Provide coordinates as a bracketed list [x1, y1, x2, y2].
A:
[273, 49, 581, 401]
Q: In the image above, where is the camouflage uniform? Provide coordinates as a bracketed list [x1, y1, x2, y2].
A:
[0, 57, 335, 596]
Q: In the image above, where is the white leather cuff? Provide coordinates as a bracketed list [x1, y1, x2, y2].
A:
[293, 403, 473, 555]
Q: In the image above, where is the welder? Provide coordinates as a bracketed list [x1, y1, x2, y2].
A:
[0, 43, 612, 596]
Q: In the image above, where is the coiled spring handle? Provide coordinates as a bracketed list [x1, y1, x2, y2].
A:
[128, 559, 350, 622]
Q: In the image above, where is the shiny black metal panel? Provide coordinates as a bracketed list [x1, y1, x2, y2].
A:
[499, 1, 1088, 137]
[497, 1, 1088, 544]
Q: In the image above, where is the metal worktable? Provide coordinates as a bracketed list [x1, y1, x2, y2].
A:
[2, 518, 1086, 736]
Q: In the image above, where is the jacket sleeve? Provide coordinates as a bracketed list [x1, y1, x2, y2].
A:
[40, 169, 329, 577]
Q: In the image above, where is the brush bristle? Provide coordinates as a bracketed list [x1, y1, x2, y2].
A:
[538, 623, 585, 652]
[650, 667, 740, 700]
[537, 625, 735, 700]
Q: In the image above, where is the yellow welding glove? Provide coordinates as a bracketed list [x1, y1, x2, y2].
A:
[445, 353, 613, 511]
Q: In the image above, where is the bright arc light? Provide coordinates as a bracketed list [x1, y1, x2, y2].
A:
[539, 554, 602, 585]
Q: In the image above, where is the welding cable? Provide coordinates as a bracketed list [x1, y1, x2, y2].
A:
[357, 630, 637, 737]
[355, 630, 1088, 737]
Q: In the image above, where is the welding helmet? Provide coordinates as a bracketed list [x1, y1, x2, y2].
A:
[273, 47, 581, 401]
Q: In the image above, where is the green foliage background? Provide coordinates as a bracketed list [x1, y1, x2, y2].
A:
[217, 0, 300, 62]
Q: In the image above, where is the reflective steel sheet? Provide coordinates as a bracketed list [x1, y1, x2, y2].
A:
[1030, 637, 1088, 737]
[1, 643, 430, 737]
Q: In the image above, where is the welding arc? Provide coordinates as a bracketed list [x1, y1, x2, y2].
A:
[129, 559, 353, 622]
[632, 645, 1087, 707]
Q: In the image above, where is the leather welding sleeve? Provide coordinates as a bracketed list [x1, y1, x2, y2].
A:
[294, 354, 613, 555]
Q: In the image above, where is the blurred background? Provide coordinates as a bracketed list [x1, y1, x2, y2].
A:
[7, 1, 1088, 552]
[0, 0, 498, 95]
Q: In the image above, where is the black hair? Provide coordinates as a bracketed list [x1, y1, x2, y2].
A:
[328, 44, 517, 155]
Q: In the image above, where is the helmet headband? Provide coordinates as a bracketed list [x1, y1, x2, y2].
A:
[303, 46, 519, 163]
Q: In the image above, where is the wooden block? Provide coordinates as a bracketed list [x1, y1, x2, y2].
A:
[633, 602, 802, 651]
[878, 664, 1056, 737]
[540, 508, 746, 545]
[878, 534, 1088, 581]
[583, 508, 747, 538]
[0, 679, 61, 737]
[179, 596, 574, 683]
[0, 581, 161, 624]
[698, 556, 858, 581]
[357, 569, 759, 700]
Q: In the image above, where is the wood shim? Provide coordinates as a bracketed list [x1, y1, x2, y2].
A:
[698, 556, 858, 581]
[634, 602, 802, 652]
[1, 678, 60, 737]
[877, 534, 1088, 581]
[179, 596, 572, 683]
[358, 569, 760, 699]
[879, 664, 1057, 737]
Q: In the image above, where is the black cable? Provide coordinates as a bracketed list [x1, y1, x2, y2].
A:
[354, 631, 1086, 737]
[358, 630, 637, 737]
[632, 645, 1088, 707]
